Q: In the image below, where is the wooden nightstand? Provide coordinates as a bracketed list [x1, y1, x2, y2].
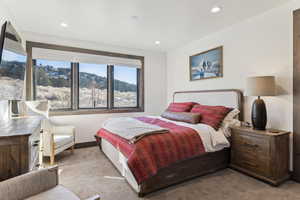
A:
[230, 126, 290, 186]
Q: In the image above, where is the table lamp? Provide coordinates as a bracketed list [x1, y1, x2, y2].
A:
[246, 76, 276, 130]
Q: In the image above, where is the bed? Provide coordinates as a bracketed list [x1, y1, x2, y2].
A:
[95, 89, 243, 197]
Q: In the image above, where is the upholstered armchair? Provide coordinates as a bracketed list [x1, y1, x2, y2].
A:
[42, 119, 76, 165]
[0, 166, 100, 200]
[25, 101, 76, 165]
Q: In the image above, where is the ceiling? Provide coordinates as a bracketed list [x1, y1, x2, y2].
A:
[1, 0, 290, 52]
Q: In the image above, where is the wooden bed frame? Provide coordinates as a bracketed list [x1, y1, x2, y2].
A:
[96, 89, 243, 197]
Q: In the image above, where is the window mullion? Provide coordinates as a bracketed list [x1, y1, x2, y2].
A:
[107, 65, 114, 109]
[32, 59, 37, 100]
[72, 62, 79, 110]
[137, 68, 140, 108]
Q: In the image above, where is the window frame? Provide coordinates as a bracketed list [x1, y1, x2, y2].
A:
[77, 63, 109, 110]
[111, 66, 140, 109]
[33, 59, 74, 111]
[26, 41, 144, 116]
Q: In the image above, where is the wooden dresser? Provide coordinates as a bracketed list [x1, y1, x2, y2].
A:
[0, 117, 41, 181]
[230, 126, 290, 186]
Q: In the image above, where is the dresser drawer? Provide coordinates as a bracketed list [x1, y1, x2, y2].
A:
[0, 117, 41, 181]
[232, 132, 270, 157]
[29, 126, 41, 170]
[29, 140, 40, 170]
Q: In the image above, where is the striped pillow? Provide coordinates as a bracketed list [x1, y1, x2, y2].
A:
[166, 102, 197, 112]
[191, 105, 232, 130]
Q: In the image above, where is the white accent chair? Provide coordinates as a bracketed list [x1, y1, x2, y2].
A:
[25, 101, 76, 165]
[0, 166, 100, 200]
[42, 119, 76, 165]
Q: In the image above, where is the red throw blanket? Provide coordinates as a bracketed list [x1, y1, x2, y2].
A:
[96, 117, 205, 184]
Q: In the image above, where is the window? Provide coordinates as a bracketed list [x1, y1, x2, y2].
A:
[34, 59, 72, 109]
[113, 66, 138, 108]
[28, 41, 144, 114]
[0, 49, 26, 100]
[79, 63, 107, 108]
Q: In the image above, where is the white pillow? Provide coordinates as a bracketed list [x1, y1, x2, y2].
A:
[223, 108, 240, 122]
[220, 119, 241, 137]
[220, 108, 241, 137]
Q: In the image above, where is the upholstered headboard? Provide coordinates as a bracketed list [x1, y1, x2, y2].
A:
[173, 89, 243, 120]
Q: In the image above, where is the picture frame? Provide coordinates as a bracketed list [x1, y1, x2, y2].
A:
[189, 46, 223, 81]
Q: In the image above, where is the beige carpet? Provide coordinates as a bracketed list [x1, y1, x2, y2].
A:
[51, 146, 300, 200]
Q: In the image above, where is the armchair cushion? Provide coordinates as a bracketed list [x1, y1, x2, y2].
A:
[53, 126, 75, 136]
[25, 185, 80, 200]
[54, 135, 74, 149]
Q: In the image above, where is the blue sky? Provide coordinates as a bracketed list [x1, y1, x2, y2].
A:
[1, 49, 26, 63]
[37, 59, 137, 84]
[80, 63, 107, 77]
[114, 65, 137, 84]
[81, 63, 137, 84]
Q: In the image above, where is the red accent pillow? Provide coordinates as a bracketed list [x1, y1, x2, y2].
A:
[191, 105, 232, 130]
[166, 102, 197, 112]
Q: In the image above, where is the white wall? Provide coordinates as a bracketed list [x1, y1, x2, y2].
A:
[23, 32, 167, 143]
[0, 2, 9, 24]
[167, 1, 300, 132]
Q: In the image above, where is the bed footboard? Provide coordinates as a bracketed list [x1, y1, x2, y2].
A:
[95, 135, 230, 197]
[95, 135, 102, 150]
[138, 148, 230, 196]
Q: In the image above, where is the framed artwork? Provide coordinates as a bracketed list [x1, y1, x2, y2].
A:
[189, 46, 223, 81]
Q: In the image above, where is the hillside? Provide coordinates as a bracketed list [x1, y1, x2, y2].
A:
[0, 61, 137, 92]
[0, 60, 26, 80]
[0, 61, 137, 107]
[35, 65, 137, 92]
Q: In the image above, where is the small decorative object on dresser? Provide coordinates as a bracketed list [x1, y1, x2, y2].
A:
[245, 76, 276, 130]
[230, 126, 290, 186]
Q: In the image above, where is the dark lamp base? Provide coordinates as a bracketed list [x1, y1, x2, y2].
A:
[251, 97, 267, 130]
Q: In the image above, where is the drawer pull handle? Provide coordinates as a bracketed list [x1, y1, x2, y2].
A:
[243, 143, 258, 148]
[166, 174, 176, 179]
[32, 143, 39, 147]
[242, 161, 257, 168]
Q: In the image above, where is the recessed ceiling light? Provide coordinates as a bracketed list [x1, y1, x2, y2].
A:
[131, 16, 139, 20]
[211, 6, 222, 13]
[155, 41, 161, 45]
[60, 22, 68, 27]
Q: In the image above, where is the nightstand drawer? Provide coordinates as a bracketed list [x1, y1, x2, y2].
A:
[232, 132, 269, 157]
[231, 151, 271, 177]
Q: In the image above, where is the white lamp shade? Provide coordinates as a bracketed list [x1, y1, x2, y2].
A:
[246, 76, 276, 96]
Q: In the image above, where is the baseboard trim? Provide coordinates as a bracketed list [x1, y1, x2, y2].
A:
[75, 141, 97, 149]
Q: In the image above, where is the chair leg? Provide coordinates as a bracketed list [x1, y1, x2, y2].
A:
[71, 145, 75, 154]
[50, 154, 55, 165]
[50, 133, 55, 165]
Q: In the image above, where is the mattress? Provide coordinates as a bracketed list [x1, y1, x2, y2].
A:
[101, 138, 140, 192]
